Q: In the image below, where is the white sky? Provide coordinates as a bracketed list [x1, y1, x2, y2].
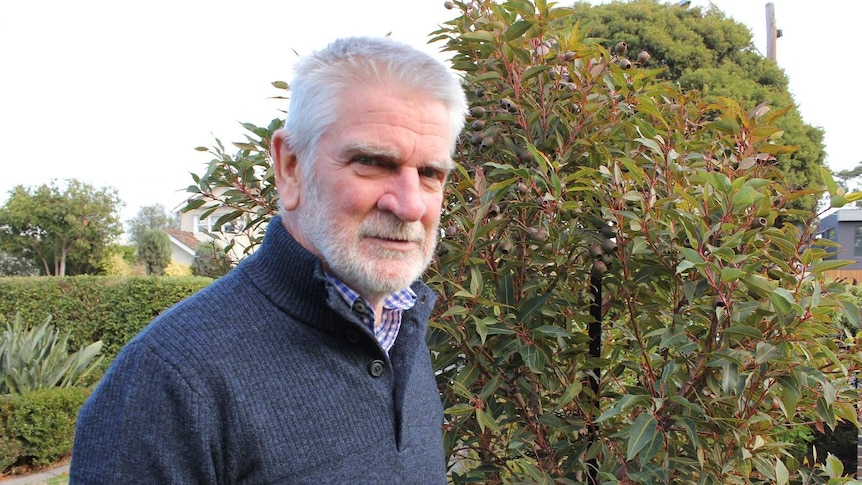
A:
[1, 1, 859, 226]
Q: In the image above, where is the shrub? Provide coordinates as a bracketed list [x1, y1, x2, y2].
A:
[1, 314, 103, 394]
[0, 387, 88, 472]
[136, 229, 172, 276]
[164, 260, 192, 277]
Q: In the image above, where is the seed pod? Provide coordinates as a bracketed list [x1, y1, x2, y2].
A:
[499, 239, 513, 253]
[470, 132, 485, 145]
[601, 238, 617, 254]
[488, 203, 500, 217]
[499, 98, 516, 112]
[444, 1, 455, 9]
[614, 41, 628, 55]
[444, 224, 458, 237]
[636, 50, 651, 65]
[525, 227, 548, 242]
[601, 254, 614, 266]
[618, 58, 632, 69]
[535, 44, 551, 57]
[469, 106, 486, 118]
[474, 87, 485, 98]
[588, 243, 603, 259]
[471, 119, 485, 131]
[751, 217, 767, 229]
[600, 224, 616, 239]
[591, 260, 608, 277]
[480, 135, 495, 149]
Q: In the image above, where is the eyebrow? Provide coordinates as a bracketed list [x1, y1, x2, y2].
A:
[341, 142, 455, 173]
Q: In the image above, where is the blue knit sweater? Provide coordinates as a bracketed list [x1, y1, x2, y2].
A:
[70, 218, 447, 484]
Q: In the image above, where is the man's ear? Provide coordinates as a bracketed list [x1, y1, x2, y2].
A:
[272, 128, 301, 211]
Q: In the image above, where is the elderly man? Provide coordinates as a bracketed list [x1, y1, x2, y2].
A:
[70, 36, 467, 483]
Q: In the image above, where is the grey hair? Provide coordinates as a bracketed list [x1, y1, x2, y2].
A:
[284, 36, 468, 171]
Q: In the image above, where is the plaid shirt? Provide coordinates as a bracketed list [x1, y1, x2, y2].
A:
[327, 274, 417, 354]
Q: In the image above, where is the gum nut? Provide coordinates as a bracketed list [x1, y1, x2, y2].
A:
[526, 227, 548, 241]
[588, 243, 603, 258]
[499, 98, 514, 110]
[601, 238, 617, 253]
[614, 41, 627, 55]
[470, 132, 485, 145]
[499, 240, 513, 253]
[471, 119, 485, 131]
[480, 135, 495, 148]
[618, 58, 632, 69]
[600, 224, 616, 238]
[444, 1, 455, 9]
[637, 50, 650, 64]
[445, 225, 458, 236]
[474, 87, 485, 97]
[591, 260, 608, 277]
[470, 106, 486, 118]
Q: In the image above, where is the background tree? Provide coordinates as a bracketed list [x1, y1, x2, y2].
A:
[570, 0, 827, 213]
[126, 204, 179, 247]
[0, 180, 123, 276]
[136, 229, 171, 276]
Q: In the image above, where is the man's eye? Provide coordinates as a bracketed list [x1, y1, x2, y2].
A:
[354, 156, 379, 166]
[419, 167, 443, 179]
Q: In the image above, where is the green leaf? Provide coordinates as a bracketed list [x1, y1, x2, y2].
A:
[627, 413, 659, 461]
[476, 408, 501, 433]
[503, 20, 533, 41]
[819, 166, 838, 197]
[444, 403, 474, 416]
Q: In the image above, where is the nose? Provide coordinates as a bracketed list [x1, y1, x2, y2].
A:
[376, 169, 427, 222]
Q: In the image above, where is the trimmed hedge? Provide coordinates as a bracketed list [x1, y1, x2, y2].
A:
[0, 387, 89, 472]
[0, 276, 212, 361]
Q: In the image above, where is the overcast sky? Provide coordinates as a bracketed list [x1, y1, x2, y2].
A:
[1, 0, 858, 225]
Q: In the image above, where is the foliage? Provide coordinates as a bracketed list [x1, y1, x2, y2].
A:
[0, 179, 123, 276]
[126, 204, 180, 247]
[0, 276, 211, 360]
[176, 1, 862, 482]
[569, 0, 826, 214]
[136, 229, 172, 276]
[191, 241, 233, 279]
[164, 260, 192, 277]
[0, 252, 38, 277]
[423, 1, 862, 483]
[0, 387, 88, 473]
[0, 313, 103, 395]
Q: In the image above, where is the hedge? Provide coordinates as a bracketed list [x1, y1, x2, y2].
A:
[0, 387, 89, 473]
[0, 276, 212, 361]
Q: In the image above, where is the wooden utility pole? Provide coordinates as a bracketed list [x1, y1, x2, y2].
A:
[766, 3, 778, 61]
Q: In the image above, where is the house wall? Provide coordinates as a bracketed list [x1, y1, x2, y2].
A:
[820, 211, 862, 270]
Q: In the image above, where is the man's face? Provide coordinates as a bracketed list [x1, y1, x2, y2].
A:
[292, 84, 453, 298]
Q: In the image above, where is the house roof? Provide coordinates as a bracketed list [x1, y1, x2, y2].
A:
[166, 229, 203, 256]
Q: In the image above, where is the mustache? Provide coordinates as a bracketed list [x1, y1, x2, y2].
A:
[359, 214, 426, 243]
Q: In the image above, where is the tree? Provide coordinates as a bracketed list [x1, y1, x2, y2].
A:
[136, 229, 172, 275]
[181, 1, 862, 482]
[126, 204, 179, 246]
[0, 180, 123, 276]
[570, 0, 827, 214]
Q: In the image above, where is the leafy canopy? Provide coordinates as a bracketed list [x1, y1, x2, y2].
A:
[0, 179, 123, 276]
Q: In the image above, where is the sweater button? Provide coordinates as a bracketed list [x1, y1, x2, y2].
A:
[354, 300, 368, 313]
[368, 360, 385, 377]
